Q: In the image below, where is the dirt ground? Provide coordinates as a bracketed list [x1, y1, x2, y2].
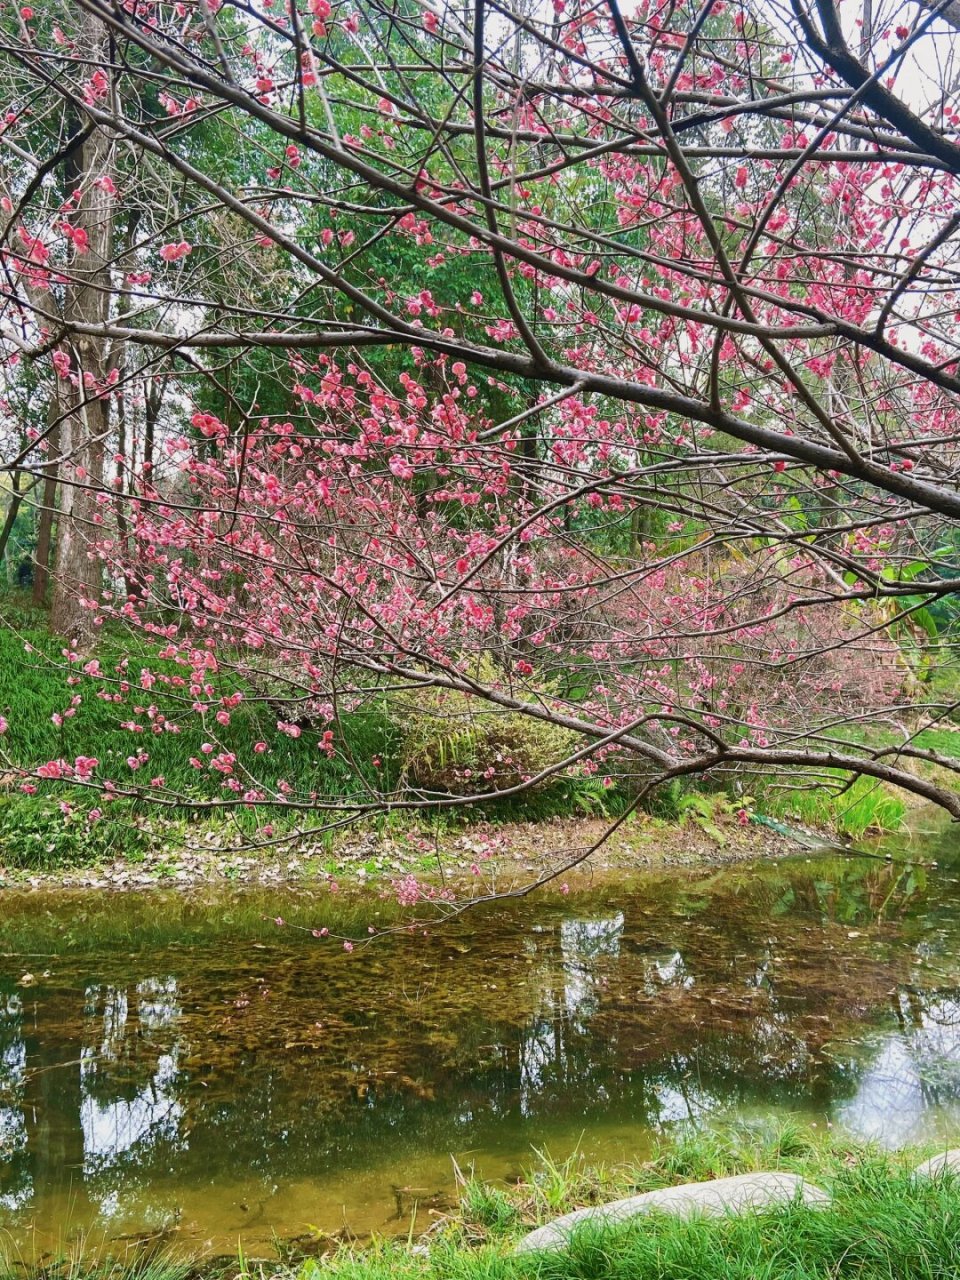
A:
[5, 810, 811, 891]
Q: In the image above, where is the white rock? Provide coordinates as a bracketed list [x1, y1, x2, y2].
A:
[515, 1172, 830, 1253]
[913, 1150, 960, 1179]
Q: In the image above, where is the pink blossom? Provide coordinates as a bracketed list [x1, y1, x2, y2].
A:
[158, 241, 192, 262]
[389, 455, 415, 480]
[82, 69, 109, 106]
[61, 223, 89, 254]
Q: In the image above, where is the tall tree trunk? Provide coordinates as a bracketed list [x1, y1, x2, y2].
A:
[112, 212, 146, 603]
[144, 379, 160, 476]
[0, 470, 26, 570]
[32, 407, 60, 606]
[49, 14, 114, 643]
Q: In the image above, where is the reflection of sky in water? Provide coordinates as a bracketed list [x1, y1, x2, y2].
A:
[81, 980, 186, 1170]
[0, 1016, 28, 1210]
[838, 995, 960, 1145]
[650, 1080, 721, 1126]
[0, 1096, 28, 1210]
[518, 916, 625, 1114]
[646, 950, 693, 993]
[81, 1048, 183, 1166]
[560, 914, 623, 1019]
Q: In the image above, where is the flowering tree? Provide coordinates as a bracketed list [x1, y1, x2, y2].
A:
[2, 0, 960, 889]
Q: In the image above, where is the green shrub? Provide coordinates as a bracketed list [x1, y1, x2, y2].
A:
[394, 660, 579, 796]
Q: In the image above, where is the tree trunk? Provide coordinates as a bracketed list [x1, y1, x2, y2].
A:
[0, 470, 26, 569]
[32, 408, 60, 606]
[49, 19, 114, 643]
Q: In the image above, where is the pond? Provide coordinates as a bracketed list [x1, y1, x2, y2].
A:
[3, 831, 960, 1257]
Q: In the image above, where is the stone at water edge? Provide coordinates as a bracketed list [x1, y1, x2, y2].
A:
[514, 1172, 831, 1254]
[913, 1150, 960, 1178]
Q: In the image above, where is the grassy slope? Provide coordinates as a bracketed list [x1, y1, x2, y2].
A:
[1, 589, 957, 866]
[0, 611, 390, 794]
[0, 601, 394, 865]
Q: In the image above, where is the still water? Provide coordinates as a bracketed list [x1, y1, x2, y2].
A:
[3, 843, 960, 1255]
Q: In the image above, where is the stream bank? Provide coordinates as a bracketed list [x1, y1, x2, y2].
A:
[1, 811, 809, 891]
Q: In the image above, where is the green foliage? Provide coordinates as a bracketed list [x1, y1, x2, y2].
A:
[459, 1180, 522, 1233]
[394, 661, 578, 797]
[650, 1120, 821, 1184]
[0, 794, 144, 869]
[676, 791, 741, 846]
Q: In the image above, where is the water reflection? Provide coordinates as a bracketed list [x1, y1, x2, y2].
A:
[838, 992, 960, 1144]
[1, 856, 960, 1254]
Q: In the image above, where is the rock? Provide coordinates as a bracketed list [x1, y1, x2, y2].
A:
[913, 1150, 960, 1179]
[514, 1172, 830, 1254]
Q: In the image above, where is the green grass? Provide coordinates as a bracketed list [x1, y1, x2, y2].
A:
[298, 1125, 960, 1279]
[315, 1172, 960, 1278]
[750, 719, 960, 839]
[0, 616, 395, 796]
[0, 604, 401, 865]
[755, 772, 908, 840]
[0, 1254, 195, 1280]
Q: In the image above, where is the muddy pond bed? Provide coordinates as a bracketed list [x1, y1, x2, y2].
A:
[2, 843, 960, 1257]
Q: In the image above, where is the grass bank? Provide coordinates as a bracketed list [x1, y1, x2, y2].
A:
[327, 1126, 960, 1280]
[7, 1126, 960, 1280]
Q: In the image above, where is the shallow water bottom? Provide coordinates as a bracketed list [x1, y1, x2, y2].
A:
[2, 846, 960, 1256]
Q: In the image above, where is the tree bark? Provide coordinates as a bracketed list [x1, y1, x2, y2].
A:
[48, 12, 114, 642]
[32, 407, 60, 606]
